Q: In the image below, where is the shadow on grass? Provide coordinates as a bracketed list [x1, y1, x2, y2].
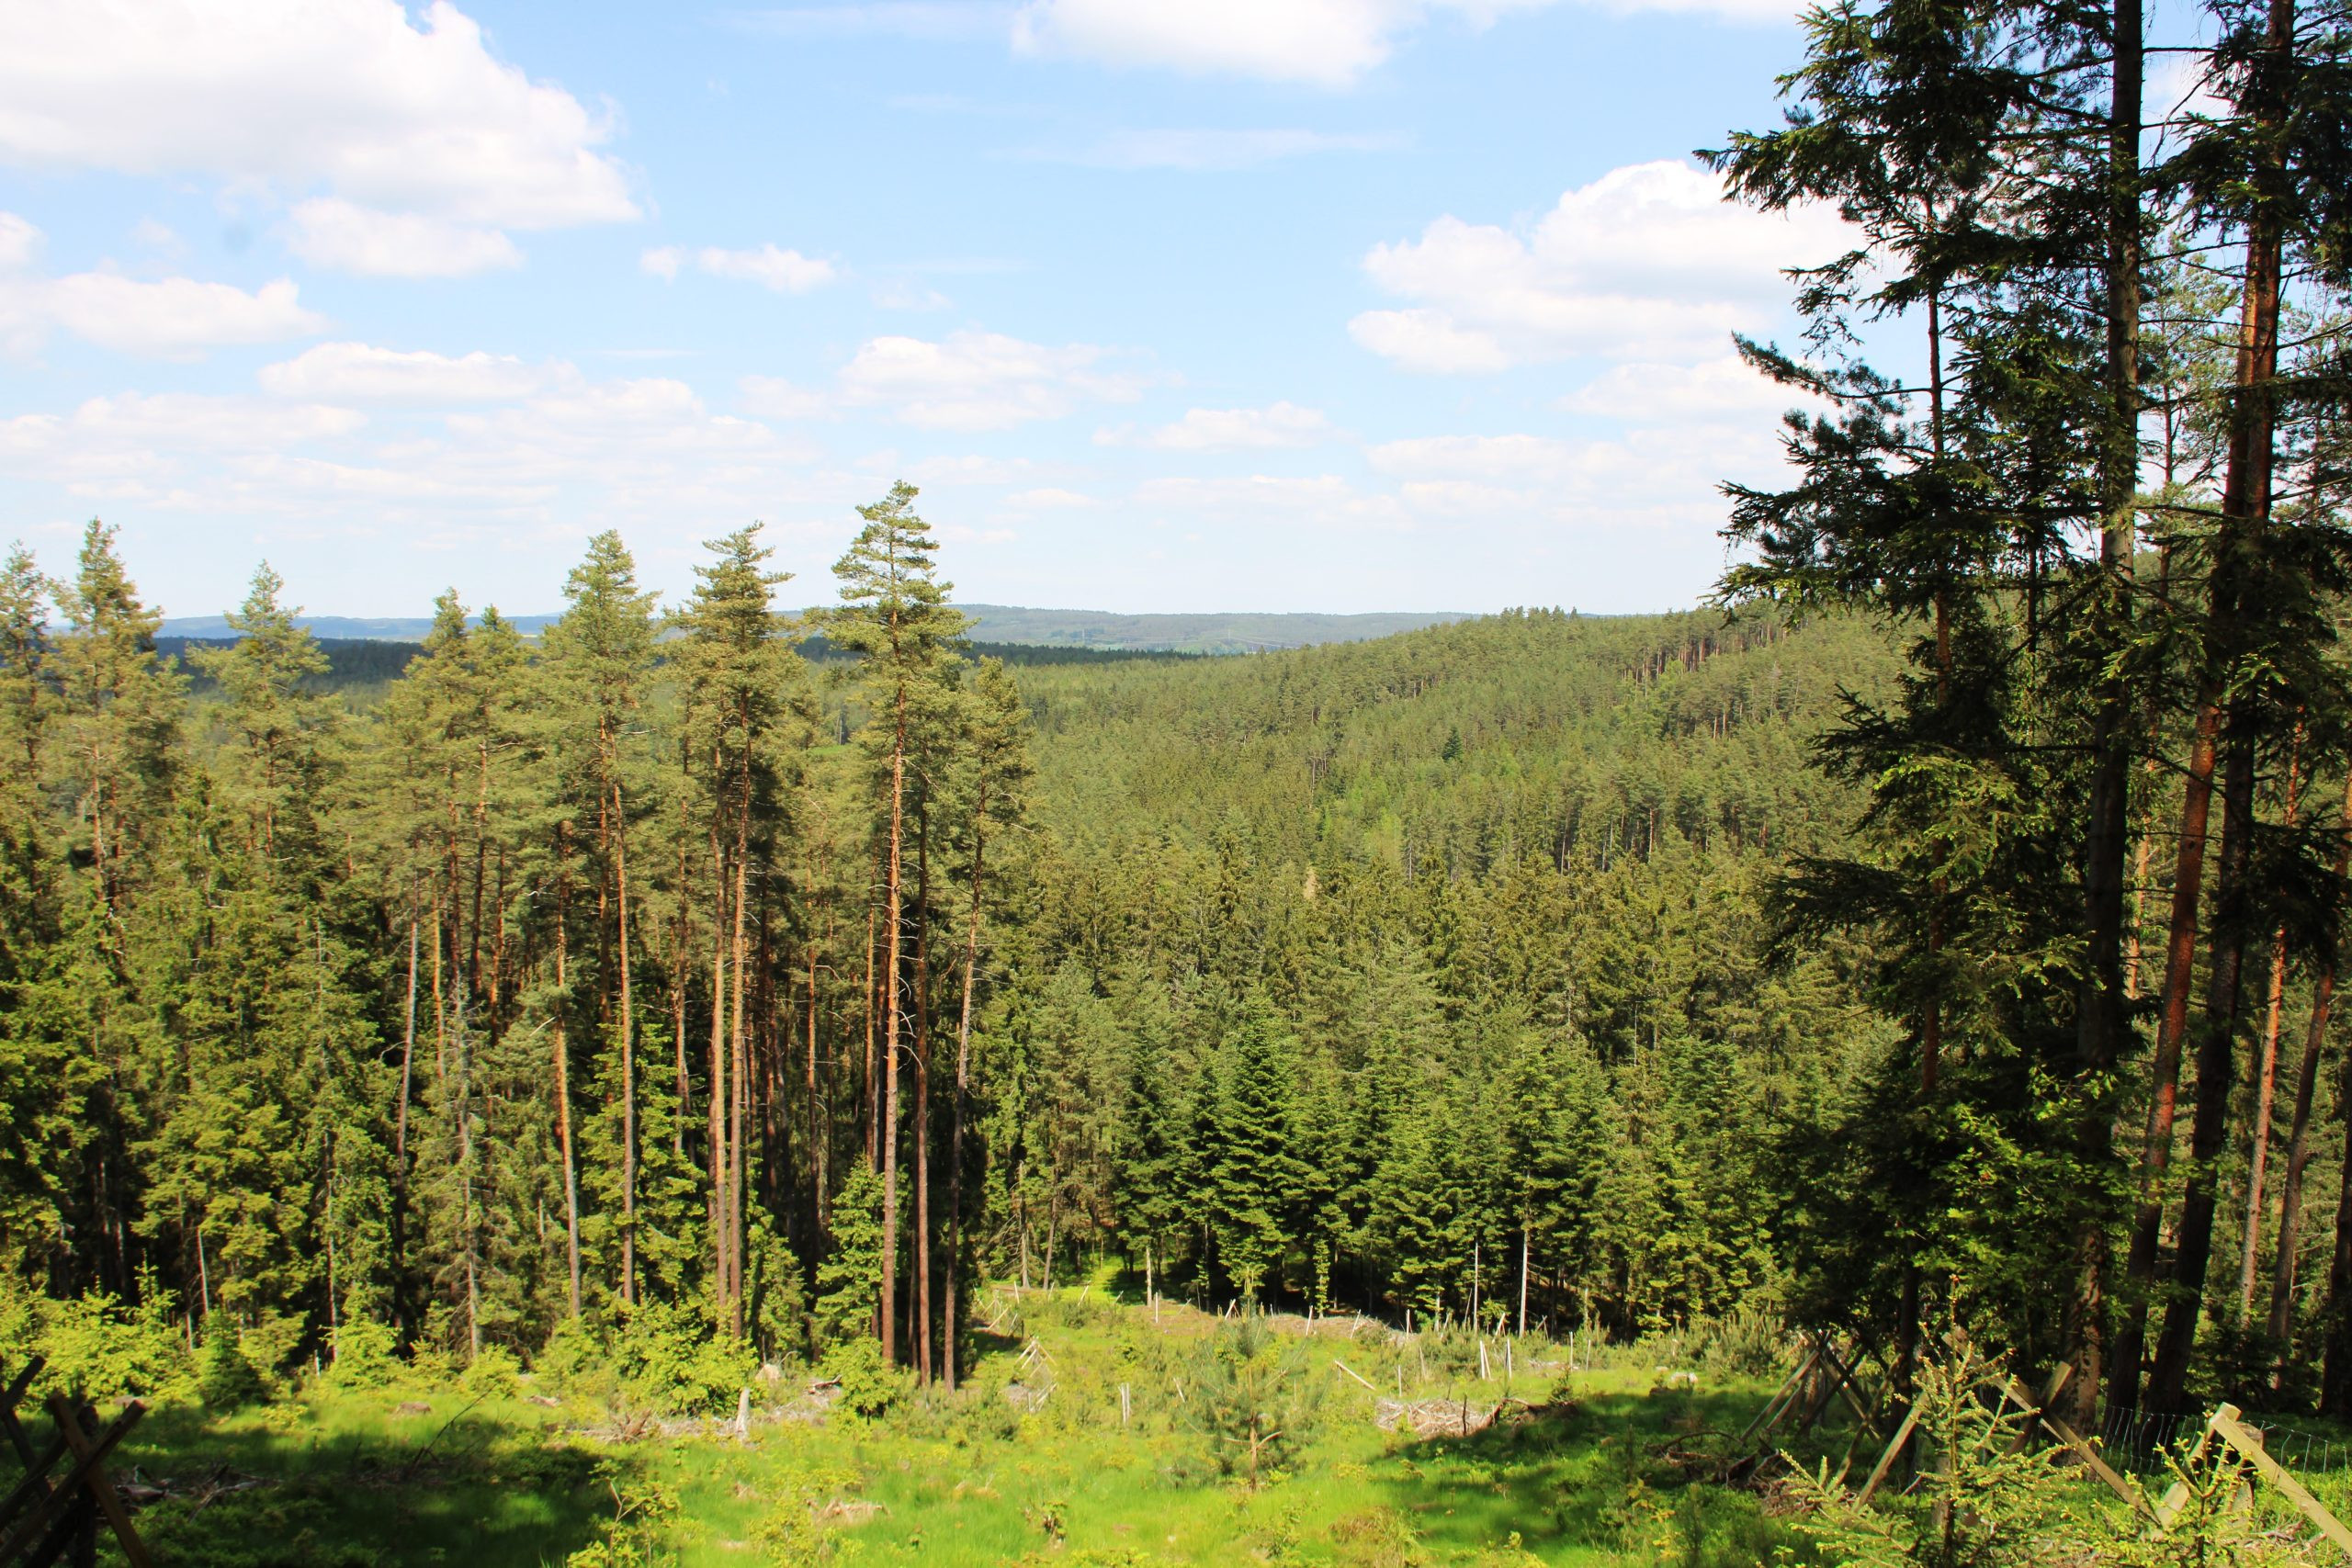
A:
[81, 1399, 617, 1568]
[1366, 1386, 1795, 1565]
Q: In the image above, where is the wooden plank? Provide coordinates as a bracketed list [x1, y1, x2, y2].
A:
[1815, 1339, 1881, 1437]
[2212, 1405, 2352, 1561]
[0, 1403, 140, 1564]
[2001, 1363, 2072, 1457]
[2036, 1400, 2145, 1517]
[1858, 1393, 1927, 1504]
[47, 1396, 150, 1568]
[1736, 1347, 1817, 1449]
[0, 1429, 68, 1537]
[0, 1359, 45, 1471]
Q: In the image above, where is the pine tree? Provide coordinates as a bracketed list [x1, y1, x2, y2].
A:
[828, 483, 967, 1363]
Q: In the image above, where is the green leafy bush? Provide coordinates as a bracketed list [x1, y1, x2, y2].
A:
[325, 1317, 401, 1389]
[199, 1328, 270, 1410]
[608, 1297, 755, 1415]
[0, 1275, 190, 1402]
[819, 1334, 912, 1419]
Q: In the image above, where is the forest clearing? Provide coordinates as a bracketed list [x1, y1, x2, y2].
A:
[40, 1276, 2352, 1568]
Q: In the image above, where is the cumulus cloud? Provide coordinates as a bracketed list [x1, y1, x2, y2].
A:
[644, 243, 839, 293]
[738, 375, 832, 420]
[1134, 472, 1411, 528]
[1351, 160, 1847, 370]
[0, 0, 638, 272]
[1557, 354, 1818, 423]
[1005, 486, 1096, 508]
[838, 329, 1157, 431]
[284, 199, 523, 277]
[260, 342, 558, 401]
[1101, 401, 1337, 451]
[0, 214, 321, 360]
[40, 272, 326, 359]
[1367, 432, 1574, 480]
[1012, 0, 1555, 87]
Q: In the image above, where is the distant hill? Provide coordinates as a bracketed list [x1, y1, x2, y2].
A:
[954, 605, 1471, 653]
[158, 605, 1472, 654]
[158, 613, 561, 640]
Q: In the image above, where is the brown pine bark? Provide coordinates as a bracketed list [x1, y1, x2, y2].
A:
[878, 677, 909, 1364]
[555, 823, 582, 1318]
[615, 770, 639, 1307]
[2143, 0, 2291, 1411]
[944, 772, 990, 1390]
[2238, 726, 2302, 1313]
[2269, 771, 2352, 1348]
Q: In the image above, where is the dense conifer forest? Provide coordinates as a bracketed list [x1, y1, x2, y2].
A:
[6, 0, 2352, 1557]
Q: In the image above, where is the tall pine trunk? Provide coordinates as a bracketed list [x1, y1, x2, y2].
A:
[555, 825, 582, 1318]
[2269, 771, 2352, 1347]
[2143, 0, 2290, 1406]
[944, 777, 989, 1390]
[2065, 0, 2143, 1426]
[878, 679, 909, 1363]
[2238, 727, 2301, 1313]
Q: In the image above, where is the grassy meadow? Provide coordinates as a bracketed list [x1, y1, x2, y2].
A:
[79, 1280, 1814, 1567]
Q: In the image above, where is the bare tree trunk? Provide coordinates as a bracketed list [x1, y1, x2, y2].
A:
[396, 898, 418, 1168]
[555, 824, 582, 1318]
[2110, 694, 2223, 1410]
[729, 818, 750, 1337]
[2270, 771, 2352, 1348]
[708, 793, 730, 1305]
[2144, 0, 2290, 1407]
[2239, 726, 2303, 1313]
[912, 812, 933, 1382]
[944, 781, 989, 1390]
[879, 682, 909, 1364]
[616, 775, 639, 1307]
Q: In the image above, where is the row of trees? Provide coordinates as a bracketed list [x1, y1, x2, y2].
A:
[1709, 0, 2352, 1417]
[1, 488, 1035, 1385]
[8, 495, 1912, 1385]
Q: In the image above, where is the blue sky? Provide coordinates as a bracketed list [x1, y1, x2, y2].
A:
[0, 0, 1860, 620]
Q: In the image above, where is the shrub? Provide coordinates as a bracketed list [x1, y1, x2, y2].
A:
[326, 1317, 401, 1389]
[819, 1336, 912, 1420]
[463, 1342, 524, 1398]
[198, 1328, 269, 1410]
[1, 1275, 191, 1402]
[609, 1297, 755, 1415]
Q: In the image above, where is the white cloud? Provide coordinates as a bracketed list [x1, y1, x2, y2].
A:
[1345, 307, 1521, 373]
[0, 0, 638, 270]
[1351, 160, 1848, 370]
[0, 392, 366, 498]
[739, 375, 832, 419]
[899, 454, 1055, 486]
[260, 342, 557, 402]
[645, 243, 839, 293]
[1557, 354, 1816, 423]
[1102, 400, 1337, 451]
[839, 329, 1156, 430]
[0, 213, 40, 271]
[692, 243, 838, 293]
[1134, 472, 1410, 527]
[1005, 486, 1095, 507]
[734, 4, 1015, 41]
[1012, 0, 1555, 87]
[285, 198, 523, 277]
[1368, 432, 1572, 480]
[1048, 128, 1403, 170]
[37, 273, 325, 359]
